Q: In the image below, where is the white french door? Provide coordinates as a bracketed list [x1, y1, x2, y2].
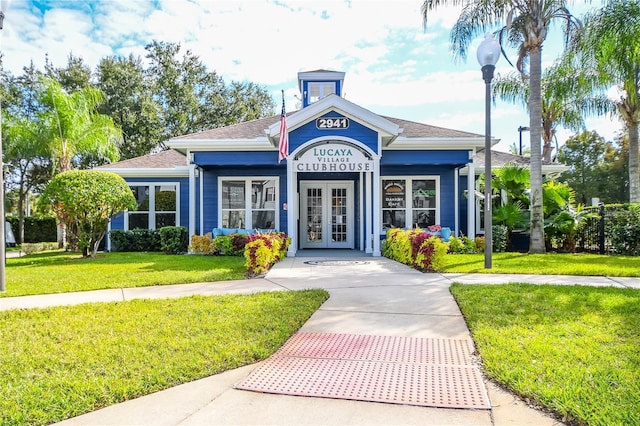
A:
[300, 181, 354, 249]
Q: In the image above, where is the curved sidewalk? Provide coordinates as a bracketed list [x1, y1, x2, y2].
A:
[3, 255, 637, 425]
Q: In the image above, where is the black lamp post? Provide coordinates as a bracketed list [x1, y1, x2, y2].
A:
[477, 33, 501, 269]
[518, 125, 530, 156]
[0, 0, 8, 292]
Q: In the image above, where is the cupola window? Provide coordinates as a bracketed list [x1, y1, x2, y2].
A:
[308, 82, 336, 104]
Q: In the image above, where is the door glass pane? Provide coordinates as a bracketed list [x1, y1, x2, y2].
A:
[306, 187, 323, 242]
[331, 187, 347, 242]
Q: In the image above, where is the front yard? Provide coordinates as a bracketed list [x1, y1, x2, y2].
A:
[452, 283, 640, 426]
[2, 250, 639, 425]
[0, 289, 329, 425]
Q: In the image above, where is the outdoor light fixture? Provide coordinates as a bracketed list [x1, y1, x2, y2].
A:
[0, 0, 9, 292]
[477, 33, 501, 269]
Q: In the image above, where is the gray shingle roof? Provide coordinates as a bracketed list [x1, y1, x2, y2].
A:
[473, 149, 557, 167]
[97, 149, 186, 169]
[168, 112, 483, 141]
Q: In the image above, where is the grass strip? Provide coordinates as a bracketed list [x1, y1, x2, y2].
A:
[442, 252, 640, 276]
[3, 251, 247, 297]
[0, 290, 329, 425]
[450, 283, 640, 426]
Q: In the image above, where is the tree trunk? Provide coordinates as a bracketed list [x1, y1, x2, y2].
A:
[17, 183, 26, 244]
[529, 47, 546, 254]
[628, 121, 639, 203]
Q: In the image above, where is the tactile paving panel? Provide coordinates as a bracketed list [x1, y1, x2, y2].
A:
[235, 332, 490, 410]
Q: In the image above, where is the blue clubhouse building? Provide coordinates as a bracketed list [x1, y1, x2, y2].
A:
[100, 69, 558, 256]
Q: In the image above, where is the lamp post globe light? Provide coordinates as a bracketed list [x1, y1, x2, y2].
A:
[477, 33, 500, 269]
[0, 0, 9, 292]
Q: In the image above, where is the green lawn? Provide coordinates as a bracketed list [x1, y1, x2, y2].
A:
[0, 290, 329, 425]
[442, 252, 640, 276]
[3, 251, 247, 297]
[451, 283, 640, 426]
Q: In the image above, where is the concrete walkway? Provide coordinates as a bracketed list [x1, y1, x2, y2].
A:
[3, 254, 638, 425]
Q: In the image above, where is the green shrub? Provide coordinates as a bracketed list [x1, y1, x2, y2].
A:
[448, 235, 476, 254]
[492, 224, 508, 253]
[39, 170, 137, 257]
[7, 216, 57, 244]
[189, 234, 218, 255]
[609, 205, 640, 255]
[158, 226, 189, 254]
[21, 242, 59, 254]
[109, 229, 162, 252]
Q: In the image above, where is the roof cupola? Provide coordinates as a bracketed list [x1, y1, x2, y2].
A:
[297, 69, 345, 108]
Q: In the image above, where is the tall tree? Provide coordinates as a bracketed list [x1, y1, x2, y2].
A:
[1, 62, 52, 243]
[45, 53, 92, 92]
[493, 63, 609, 162]
[145, 41, 227, 140]
[96, 55, 163, 159]
[422, 0, 583, 253]
[567, 0, 640, 202]
[557, 131, 612, 204]
[144, 41, 275, 141]
[38, 77, 121, 173]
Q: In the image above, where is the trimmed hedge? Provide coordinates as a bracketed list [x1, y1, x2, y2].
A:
[6, 216, 57, 244]
[109, 227, 188, 254]
[609, 205, 640, 256]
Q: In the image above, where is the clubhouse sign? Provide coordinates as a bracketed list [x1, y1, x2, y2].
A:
[294, 143, 373, 172]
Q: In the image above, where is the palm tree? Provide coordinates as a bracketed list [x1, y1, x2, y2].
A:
[422, 0, 583, 253]
[567, 0, 640, 202]
[38, 77, 122, 247]
[493, 63, 610, 162]
[38, 77, 121, 173]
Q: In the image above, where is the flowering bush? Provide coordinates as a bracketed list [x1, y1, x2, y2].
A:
[189, 234, 218, 255]
[382, 228, 448, 272]
[244, 232, 291, 277]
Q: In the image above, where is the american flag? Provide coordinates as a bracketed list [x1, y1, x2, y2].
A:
[278, 90, 288, 163]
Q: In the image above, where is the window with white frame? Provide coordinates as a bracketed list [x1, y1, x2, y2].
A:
[127, 184, 178, 230]
[381, 177, 439, 231]
[308, 82, 336, 104]
[220, 178, 278, 229]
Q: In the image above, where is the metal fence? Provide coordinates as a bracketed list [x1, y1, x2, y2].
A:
[576, 204, 634, 255]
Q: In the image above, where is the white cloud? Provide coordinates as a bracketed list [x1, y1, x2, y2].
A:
[1, 0, 611, 155]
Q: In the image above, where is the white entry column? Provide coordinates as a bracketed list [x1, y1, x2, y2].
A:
[365, 172, 372, 253]
[286, 160, 297, 257]
[372, 157, 381, 256]
[467, 162, 476, 239]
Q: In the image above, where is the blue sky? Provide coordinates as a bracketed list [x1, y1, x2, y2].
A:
[2, 0, 620, 154]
